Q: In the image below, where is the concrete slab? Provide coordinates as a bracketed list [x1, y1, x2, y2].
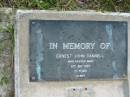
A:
[15, 10, 130, 97]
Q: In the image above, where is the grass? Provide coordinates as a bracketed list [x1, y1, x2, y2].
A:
[0, 23, 14, 86]
[0, 8, 14, 86]
[0, 11, 14, 58]
[0, 11, 14, 97]
[0, 0, 130, 12]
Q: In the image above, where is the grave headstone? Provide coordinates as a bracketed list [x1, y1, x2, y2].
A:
[15, 10, 130, 97]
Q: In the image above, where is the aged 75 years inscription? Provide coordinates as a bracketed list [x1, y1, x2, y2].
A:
[29, 20, 127, 81]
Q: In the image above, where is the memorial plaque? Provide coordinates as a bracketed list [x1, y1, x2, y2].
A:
[29, 20, 127, 81]
[15, 11, 130, 97]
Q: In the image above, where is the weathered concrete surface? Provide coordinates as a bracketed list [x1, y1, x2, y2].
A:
[0, 8, 14, 97]
[15, 10, 130, 97]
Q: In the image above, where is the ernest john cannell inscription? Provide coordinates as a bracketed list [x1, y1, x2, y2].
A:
[29, 20, 127, 81]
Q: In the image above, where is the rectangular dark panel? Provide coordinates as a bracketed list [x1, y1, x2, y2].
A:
[29, 20, 127, 81]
